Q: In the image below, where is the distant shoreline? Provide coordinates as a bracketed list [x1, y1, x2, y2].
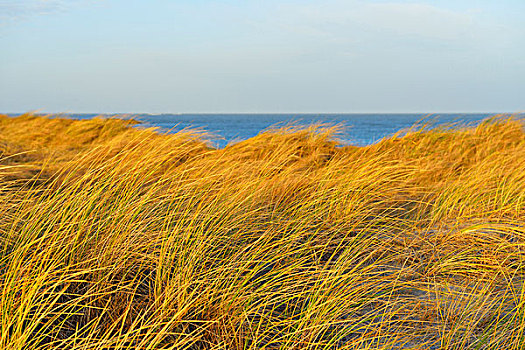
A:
[6, 111, 522, 148]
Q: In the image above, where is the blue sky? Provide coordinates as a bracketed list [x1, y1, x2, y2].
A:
[1, 0, 524, 113]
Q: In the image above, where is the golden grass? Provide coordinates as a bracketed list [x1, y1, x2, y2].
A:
[0, 113, 524, 349]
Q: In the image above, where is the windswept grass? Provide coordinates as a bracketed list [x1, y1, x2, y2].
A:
[0, 113, 524, 349]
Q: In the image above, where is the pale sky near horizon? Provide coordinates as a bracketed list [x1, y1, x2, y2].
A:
[1, 0, 524, 113]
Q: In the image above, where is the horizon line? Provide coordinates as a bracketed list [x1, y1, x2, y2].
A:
[5, 110, 522, 116]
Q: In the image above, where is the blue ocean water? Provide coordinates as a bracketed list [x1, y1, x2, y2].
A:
[67, 113, 511, 148]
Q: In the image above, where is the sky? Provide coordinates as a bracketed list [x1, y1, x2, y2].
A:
[1, 0, 524, 113]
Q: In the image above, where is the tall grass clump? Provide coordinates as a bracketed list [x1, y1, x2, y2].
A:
[0, 113, 524, 349]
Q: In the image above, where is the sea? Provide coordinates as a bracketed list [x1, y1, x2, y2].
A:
[45, 113, 521, 148]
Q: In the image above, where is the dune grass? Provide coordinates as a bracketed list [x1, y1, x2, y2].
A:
[0, 113, 524, 349]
